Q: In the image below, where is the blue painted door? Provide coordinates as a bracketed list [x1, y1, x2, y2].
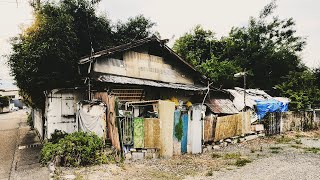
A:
[173, 110, 182, 155]
[181, 113, 188, 153]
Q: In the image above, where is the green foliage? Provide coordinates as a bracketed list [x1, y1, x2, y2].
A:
[174, 116, 183, 141]
[0, 96, 9, 108]
[9, 0, 156, 108]
[275, 70, 320, 110]
[224, 152, 241, 159]
[197, 55, 241, 88]
[235, 158, 252, 167]
[173, 25, 216, 66]
[50, 130, 68, 144]
[40, 132, 107, 167]
[173, 1, 308, 100]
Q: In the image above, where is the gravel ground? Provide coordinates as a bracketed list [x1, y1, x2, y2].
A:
[57, 131, 320, 180]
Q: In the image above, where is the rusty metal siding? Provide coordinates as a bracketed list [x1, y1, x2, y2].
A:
[206, 99, 239, 114]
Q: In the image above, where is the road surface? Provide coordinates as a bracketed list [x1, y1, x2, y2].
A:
[0, 111, 27, 180]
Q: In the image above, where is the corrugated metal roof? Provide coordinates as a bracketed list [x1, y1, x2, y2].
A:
[206, 99, 239, 114]
[95, 74, 207, 91]
[225, 87, 272, 111]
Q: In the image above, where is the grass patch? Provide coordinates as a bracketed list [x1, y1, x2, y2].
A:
[224, 152, 241, 159]
[304, 147, 320, 154]
[269, 146, 283, 150]
[235, 158, 252, 167]
[276, 136, 294, 144]
[212, 153, 222, 159]
[291, 145, 303, 149]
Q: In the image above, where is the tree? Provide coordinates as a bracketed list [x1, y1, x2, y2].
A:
[275, 70, 320, 110]
[173, 1, 306, 91]
[197, 55, 241, 88]
[113, 15, 157, 45]
[173, 26, 240, 87]
[173, 25, 216, 66]
[9, 0, 156, 108]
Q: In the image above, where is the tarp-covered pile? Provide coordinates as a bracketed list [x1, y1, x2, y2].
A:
[255, 99, 289, 119]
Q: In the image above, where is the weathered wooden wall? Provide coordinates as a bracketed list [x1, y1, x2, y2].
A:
[214, 112, 251, 142]
[93, 51, 194, 85]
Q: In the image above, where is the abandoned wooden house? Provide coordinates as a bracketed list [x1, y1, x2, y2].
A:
[33, 36, 210, 158]
[32, 36, 297, 159]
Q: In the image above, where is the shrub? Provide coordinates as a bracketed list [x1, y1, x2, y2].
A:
[40, 132, 107, 167]
[50, 130, 68, 144]
[235, 158, 252, 167]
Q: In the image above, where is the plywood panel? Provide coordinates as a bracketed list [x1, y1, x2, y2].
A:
[214, 113, 243, 142]
[158, 100, 175, 158]
[144, 118, 160, 149]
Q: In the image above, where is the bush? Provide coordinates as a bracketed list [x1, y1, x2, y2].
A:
[50, 130, 67, 144]
[40, 132, 107, 167]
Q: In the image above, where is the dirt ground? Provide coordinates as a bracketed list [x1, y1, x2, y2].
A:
[56, 130, 320, 180]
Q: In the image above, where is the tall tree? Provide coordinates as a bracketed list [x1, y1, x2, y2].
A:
[173, 1, 306, 91]
[9, 0, 156, 108]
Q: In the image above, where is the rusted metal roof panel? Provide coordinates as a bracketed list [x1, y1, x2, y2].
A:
[95, 74, 207, 91]
[206, 99, 239, 114]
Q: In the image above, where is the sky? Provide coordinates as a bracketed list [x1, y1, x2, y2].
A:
[0, 0, 320, 86]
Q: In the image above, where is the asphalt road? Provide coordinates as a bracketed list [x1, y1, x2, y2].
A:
[0, 111, 27, 180]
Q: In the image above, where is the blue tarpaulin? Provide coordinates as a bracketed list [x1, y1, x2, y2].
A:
[255, 99, 288, 119]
